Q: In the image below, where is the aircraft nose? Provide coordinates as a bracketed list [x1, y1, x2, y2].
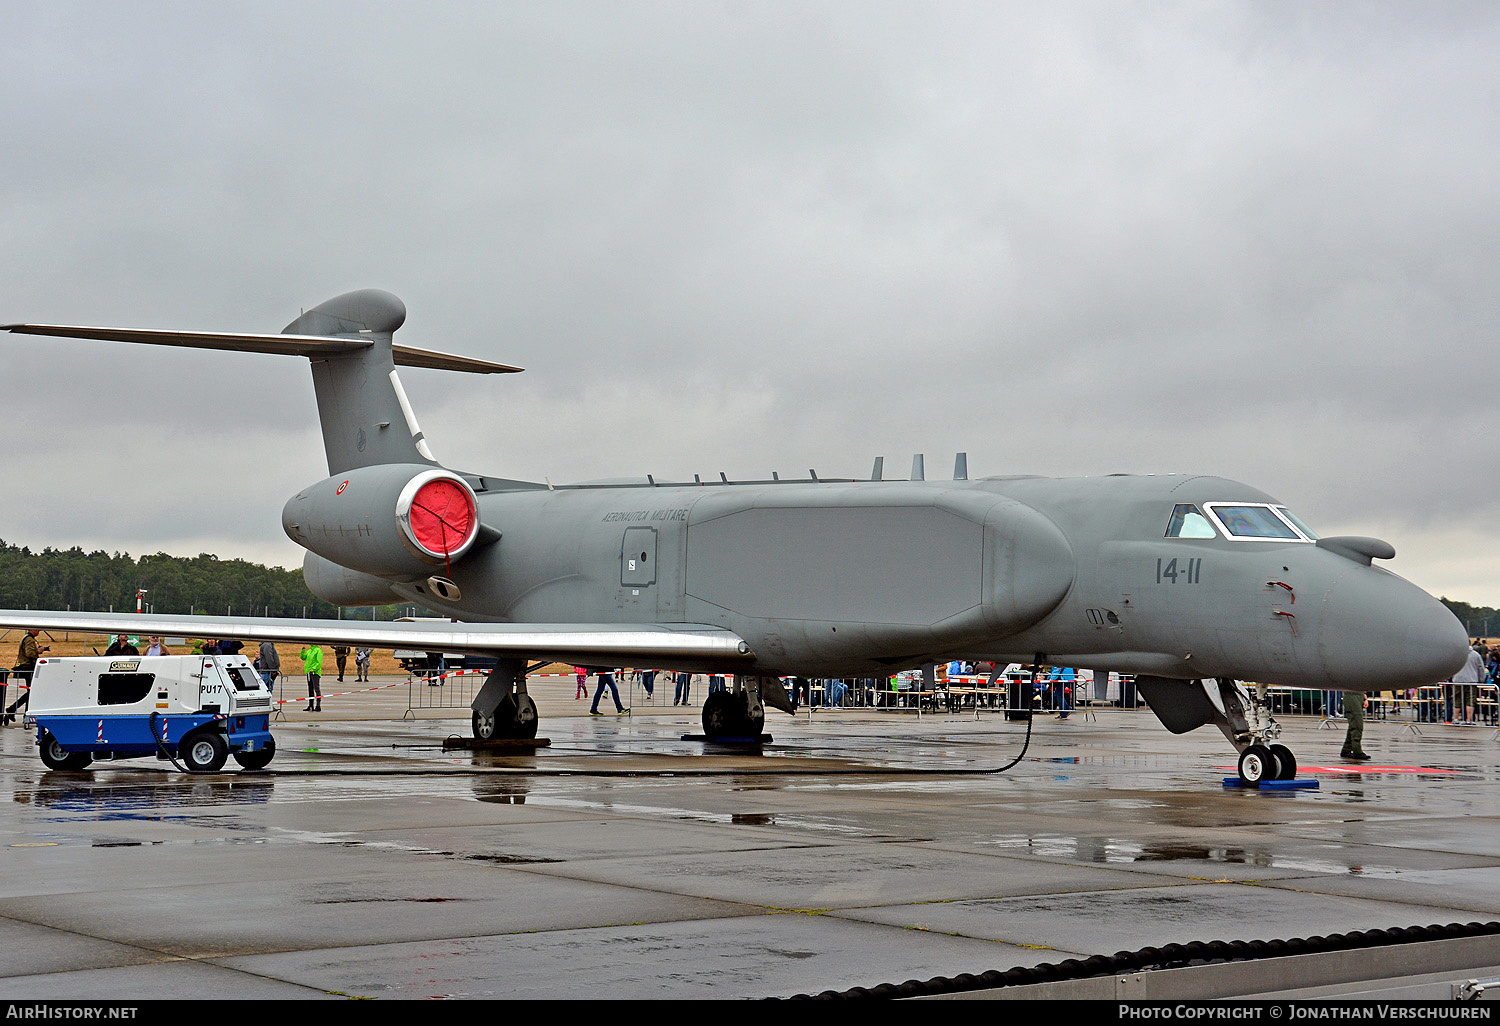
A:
[1318, 569, 1470, 690]
[1404, 596, 1472, 683]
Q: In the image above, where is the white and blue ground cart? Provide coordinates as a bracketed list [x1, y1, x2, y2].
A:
[29, 655, 276, 772]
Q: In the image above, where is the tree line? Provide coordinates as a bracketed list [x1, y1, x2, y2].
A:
[0, 540, 424, 620]
[1439, 598, 1500, 640]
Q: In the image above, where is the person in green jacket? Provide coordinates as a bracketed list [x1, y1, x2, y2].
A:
[299, 644, 323, 713]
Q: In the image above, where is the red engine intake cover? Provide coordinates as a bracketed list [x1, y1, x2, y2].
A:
[407, 477, 477, 558]
[392, 470, 482, 566]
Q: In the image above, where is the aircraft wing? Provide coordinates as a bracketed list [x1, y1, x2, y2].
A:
[0, 610, 751, 667]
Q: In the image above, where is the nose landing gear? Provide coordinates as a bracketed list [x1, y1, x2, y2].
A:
[1237, 742, 1297, 785]
[1228, 682, 1299, 786]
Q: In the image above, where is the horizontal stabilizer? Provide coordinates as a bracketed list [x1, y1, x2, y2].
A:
[0, 324, 522, 375]
[0, 610, 752, 666]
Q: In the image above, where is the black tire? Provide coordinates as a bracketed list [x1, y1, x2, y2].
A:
[473, 694, 540, 741]
[505, 694, 539, 739]
[232, 738, 276, 771]
[180, 731, 229, 773]
[38, 731, 92, 771]
[742, 694, 765, 737]
[1238, 744, 1276, 787]
[1269, 743, 1297, 780]
[703, 691, 761, 739]
[702, 690, 736, 738]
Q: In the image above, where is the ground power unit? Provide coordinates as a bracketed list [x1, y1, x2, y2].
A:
[29, 655, 275, 772]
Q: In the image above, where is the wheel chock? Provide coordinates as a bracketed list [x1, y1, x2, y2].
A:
[681, 734, 772, 744]
[1221, 777, 1319, 790]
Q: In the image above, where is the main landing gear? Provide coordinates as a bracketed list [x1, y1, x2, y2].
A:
[698, 674, 792, 740]
[470, 660, 540, 741]
[702, 687, 765, 740]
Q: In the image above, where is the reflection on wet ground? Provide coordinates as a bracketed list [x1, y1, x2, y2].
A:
[4, 706, 1500, 998]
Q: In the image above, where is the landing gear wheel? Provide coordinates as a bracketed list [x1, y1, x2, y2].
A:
[473, 709, 497, 741]
[180, 732, 229, 773]
[473, 695, 539, 740]
[702, 691, 763, 739]
[702, 690, 736, 738]
[741, 693, 765, 737]
[497, 694, 539, 739]
[38, 732, 92, 771]
[1268, 743, 1297, 780]
[1238, 744, 1277, 787]
[233, 738, 276, 771]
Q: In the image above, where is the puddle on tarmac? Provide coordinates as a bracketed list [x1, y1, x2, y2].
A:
[25, 779, 275, 817]
[981, 834, 1395, 875]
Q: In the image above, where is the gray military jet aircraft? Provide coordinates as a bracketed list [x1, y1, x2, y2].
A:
[1, 290, 1469, 784]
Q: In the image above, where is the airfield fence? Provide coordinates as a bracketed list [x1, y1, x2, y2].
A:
[392, 667, 1498, 730]
[404, 668, 481, 718]
[787, 674, 1499, 728]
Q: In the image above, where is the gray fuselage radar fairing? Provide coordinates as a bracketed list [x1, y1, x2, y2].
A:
[1, 290, 1469, 780]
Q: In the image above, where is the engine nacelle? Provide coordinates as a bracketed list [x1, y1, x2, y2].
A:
[302, 552, 408, 606]
[282, 464, 482, 579]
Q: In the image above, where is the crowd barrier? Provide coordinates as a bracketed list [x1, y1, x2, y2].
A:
[366, 671, 1500, 730]
[12, 663, 1487, 730]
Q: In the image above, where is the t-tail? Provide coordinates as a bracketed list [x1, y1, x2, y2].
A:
[2, 288, 520, 475]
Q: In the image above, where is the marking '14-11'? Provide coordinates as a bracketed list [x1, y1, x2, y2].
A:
[1156, 557, 1203, 585]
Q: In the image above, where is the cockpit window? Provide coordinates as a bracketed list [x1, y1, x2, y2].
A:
[1165, 503, 1218, 538]
[1276, 507, 1320, 540]
[1204, 503, 1306, 541]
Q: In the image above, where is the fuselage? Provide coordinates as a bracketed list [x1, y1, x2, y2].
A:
[310, 471, 1468, 688]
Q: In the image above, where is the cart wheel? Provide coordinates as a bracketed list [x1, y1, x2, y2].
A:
[38, 731, 92, 771]
[232, 738, 276, 771]
[180, 731, 229, 773]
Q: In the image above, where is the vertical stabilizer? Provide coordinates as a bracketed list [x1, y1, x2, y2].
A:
[4, 288, 520, 478]
[283, 290, 437, 475]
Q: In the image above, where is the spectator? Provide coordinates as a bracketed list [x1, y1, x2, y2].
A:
[1052, 666, 1076, 719]
[3, 629, 47, 725]
[574, 666, 589, 700]
[300, 644, 323, 712]
[1341, 690, 1370, 761]
[105, 634, 139, 656]
[673, 671, 692, 706]
[590, 670, 626, 716]
[258, 641, 281, 689]
[1454, 644, 1487, 725]
[143, 635, 170, 657]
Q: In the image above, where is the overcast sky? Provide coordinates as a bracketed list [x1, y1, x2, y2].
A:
[3, 1, 1498, 606]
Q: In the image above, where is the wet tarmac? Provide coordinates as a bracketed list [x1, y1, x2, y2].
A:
[3, 677, 1500, 1000]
